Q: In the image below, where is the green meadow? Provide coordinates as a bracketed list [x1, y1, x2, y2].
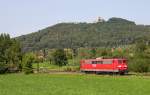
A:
[0, 74, 150, 95]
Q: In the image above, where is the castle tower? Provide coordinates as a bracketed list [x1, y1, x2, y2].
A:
[97, 17, 105, 22]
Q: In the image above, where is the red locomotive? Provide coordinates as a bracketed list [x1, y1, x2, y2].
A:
[80, 58, 128, 75]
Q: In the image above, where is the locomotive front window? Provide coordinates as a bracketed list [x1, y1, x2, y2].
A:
[118, 60, 123, 64]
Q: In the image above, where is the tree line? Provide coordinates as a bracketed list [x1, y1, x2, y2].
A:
[1, 33, 150, 74]
[0, 34, 22, 73]
[0, 33, 68, 74]
[0, 34, 35, 74]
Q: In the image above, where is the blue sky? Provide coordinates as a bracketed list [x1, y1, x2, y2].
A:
[0, 0, 150, 37]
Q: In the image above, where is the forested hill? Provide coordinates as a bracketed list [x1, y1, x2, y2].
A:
[16, 17, 150, 52]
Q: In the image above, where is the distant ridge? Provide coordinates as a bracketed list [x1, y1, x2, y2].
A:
[16, 17, 150, 52]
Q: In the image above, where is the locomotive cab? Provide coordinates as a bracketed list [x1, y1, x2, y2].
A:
[117, 59, 128, 74]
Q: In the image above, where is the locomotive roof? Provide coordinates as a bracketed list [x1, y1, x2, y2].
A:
[82, 58, 126, 61]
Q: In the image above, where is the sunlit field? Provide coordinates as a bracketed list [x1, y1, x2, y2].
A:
[0, 74, 150, 95]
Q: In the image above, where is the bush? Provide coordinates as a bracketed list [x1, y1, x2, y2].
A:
[128, 58, 150, 73]
[62, 66, 80, 72]
[22, 53, 35, 74]
[0, 63, 8, 74]
[51, 49, 68, 66]
[135, 60, 149, 73]
[62, 66, 72, 72]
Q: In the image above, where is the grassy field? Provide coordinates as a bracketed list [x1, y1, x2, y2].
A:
[0, 74, 150, 95]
